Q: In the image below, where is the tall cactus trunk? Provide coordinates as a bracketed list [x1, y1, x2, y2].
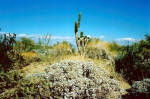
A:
[74, 13, 90, 56]
[75, 32, 79, 51]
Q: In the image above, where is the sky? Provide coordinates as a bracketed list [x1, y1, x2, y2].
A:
[0, 0, 149, 44]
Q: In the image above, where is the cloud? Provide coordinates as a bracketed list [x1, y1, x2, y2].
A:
[86, 35, 104, 39]
[0, 32, 6, 34]
[51, 36, 74, 40]
[51, 36, 75, 44]
[116, 38, 136, 42]
[86, 35, 91, 38]
[17, 34, 27, 37]
[16, 34, 74, 40]
[0, 32, 16, 37]
[116, 38, 137, 45]
[16, 33, 42, 38]
[99, 35, 104, 39]
[16, 33, 75, 44]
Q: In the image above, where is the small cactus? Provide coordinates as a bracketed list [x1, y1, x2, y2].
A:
[74, 13, 90, 56]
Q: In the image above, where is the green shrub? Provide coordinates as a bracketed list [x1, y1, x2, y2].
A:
[109, 41, 122, 52]
[0, 71, 50, 99]
[0, 70, 43, 98]
[0, 70, 23, 93]
[115, 34, 150, 84]
[16, 37, 35, 52]
[0, 33, 24, 71]
[0, 33, 35, 98]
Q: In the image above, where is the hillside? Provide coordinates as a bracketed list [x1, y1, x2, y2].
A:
[1, 33, 150, 98]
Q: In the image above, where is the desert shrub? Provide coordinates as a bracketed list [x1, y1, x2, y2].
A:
[36, 41, 75, 62]
[86, 38, 113, 60]
[51, 41, 74, 57]
[0, 71, 53, 98]
[11, 61, 124, 98]
[39, 33, 51, 48]
[34, 33, 51, 51]
[39, 61, 125, 98]
[0, 70, 24, 94]
[21, 51, 41, 65]
[0, 33, 16, 71]
[109, 41, 122, 52]
[16, 37, 35, 52]
[115, 34, 150, 84]
[86, 47, 109, 59]
[123, 78, 150, 99]
[0, 71, 43, 98]
[0, 33, 25, 71]
[0, 33, 36, 98]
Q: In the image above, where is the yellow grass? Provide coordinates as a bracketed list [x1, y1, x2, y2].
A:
[87, 38, 118, 57]
[21, 51, 39, 60]
[53, 41, 72, 52]
[22, 51, 38, 57]
[21, 62, 49, 75]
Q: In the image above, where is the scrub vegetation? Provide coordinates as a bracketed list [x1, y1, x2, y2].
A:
[0, 14, 150, 98]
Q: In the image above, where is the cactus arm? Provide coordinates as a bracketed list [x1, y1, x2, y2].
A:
[78, 13, 81, 28]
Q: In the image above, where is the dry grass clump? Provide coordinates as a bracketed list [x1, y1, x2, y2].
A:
[39, 41, 74, 62]
[52, 41, 73, 56]
[86, 38, 114, 61]
[87, 38, 110, 50]
[21, 51, 41, 65]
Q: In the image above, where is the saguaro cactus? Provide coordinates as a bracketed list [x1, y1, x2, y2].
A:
[74, 13, 90, 56]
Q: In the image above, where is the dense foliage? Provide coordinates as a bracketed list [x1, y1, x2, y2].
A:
[0, 33, 26, 98]
[115, 34, 150, 84]
[15, 37, 36, 52]
[0, 33, 25, 71]
[109, 41, 122, 52]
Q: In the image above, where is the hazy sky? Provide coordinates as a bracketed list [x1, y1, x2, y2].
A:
[0, 0, 149, 43]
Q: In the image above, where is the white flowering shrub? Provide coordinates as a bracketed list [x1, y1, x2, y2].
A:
[123, 78, 150, 99]
[40, 61, 125, 98]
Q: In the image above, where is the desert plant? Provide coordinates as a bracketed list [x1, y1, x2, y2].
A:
[38, 33, 51, 48]
[16, 37, 35, 52]
[86, 47, 109, 59]
[21, 51, 41, 65]
[115, 34, 150, 84]
[123, 78, 150, 99]
[0, 70, 44, 98]
[109, 41, 122, 52]
[0, 33, 17, 71]
[0, 70, 24, 94]
[51, 41, 73, 57]
[74, 13, 90, 56]
[36, 33, 51, 55]
[85, 38, 113, 61]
